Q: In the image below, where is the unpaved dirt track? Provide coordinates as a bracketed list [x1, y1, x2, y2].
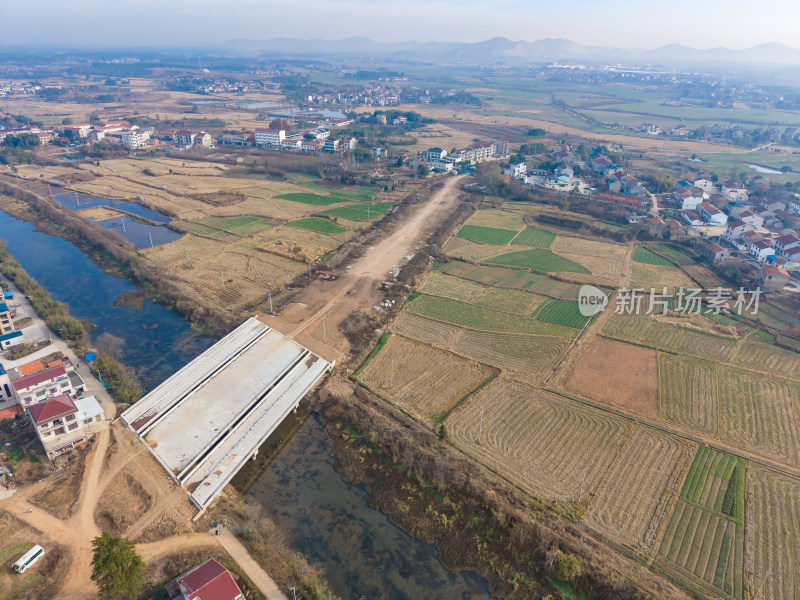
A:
[0, 174, 467, 599]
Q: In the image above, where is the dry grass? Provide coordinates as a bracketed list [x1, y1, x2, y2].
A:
[359, 334, 495, 421]
[94, 467, 153, 535]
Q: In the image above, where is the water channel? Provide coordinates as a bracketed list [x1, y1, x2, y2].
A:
[0, 207, 495, 599]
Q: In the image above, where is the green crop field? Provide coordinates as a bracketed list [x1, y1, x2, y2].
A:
[534, 299, 591, 328]
[173, 221, 240, 241]
[486, 249, 590, 273]
[321, 206, 382, 221]
[287, 217, 346, 234]
[652, 245, 697, 266]
[276, 192, 345, 206]
[732, 340, 800, 380]
[511, 227, 556, 248]
[194, 216, 271, 235]
[634, 247, 676, 266]
[457, 224, 519, 245]
[656, 447, 745, 598]
[405, 294, 578, 338]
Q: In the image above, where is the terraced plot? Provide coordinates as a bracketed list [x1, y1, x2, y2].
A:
[321, 204, 390, 221]
[550, 236, 628, 259]
[674, 330, 738, 362]
[652, 245, 697, 265]
[446, 379, 630, 501]
[747, 466, 800, 600]
[358, 334, 495, 421]
[276, 192, 344, 206]
[634, 247, 675, 266]
[287, 217, 346, 234]
[659, 354, 718, 435]
[194, 216, 270, 235]
[586, 428, 694, 553]
[641, 320, 682, 348]
[420, 273, 546, 316]
[657, 448, 745, 599]
[173, 220, 240, 241]
[511, 227, 555, 248]
[405, 294, 577, 337]
[602, 312, 650, 342]
[718, 366, 800, 466]
[486, 249, 590, 273]
[457, 224, 519, 245]
[464, 208, 525, 231]
[553, 251, 626, 279]
[534, 299, 591, 328]
[391, 313, 573, 380]
[732, 340, 800, 379]
[440, 261, 542, 290]
[631, 263, 694, 287]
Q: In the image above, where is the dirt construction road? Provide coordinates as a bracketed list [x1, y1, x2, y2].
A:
[0, 174, 467, 599]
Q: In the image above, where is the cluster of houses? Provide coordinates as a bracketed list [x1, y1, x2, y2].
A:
[0, 80, 41, 97]
[418, 141, 511, 172]
[219, 126, 359, 154]
[306, 83, 403, 107]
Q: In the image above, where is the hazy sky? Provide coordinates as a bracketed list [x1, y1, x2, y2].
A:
[4, 0, 800, 49]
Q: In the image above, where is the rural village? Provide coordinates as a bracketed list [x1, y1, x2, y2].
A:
[1, 31, 800, 600]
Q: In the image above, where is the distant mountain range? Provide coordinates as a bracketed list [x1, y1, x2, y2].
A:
[221, 36, 800, 66]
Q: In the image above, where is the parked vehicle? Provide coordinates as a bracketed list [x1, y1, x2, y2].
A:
[13, 544, 44, 573]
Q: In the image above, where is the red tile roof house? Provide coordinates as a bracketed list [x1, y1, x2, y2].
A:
[12, 365, 73, 407]
[28, 394, 82, 458]
[167, 559, 244, 600]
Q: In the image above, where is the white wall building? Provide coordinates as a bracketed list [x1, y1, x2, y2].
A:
[254, 128, 285, 147]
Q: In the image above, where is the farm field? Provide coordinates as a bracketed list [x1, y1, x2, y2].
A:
[656, 447, 745, 599]
[673, 330, 738, 362]
[563, 337, 659, 419]
[634, 247, 676, 266]
[631, 263, 695, 288]
[551, 250, 626, 279]
[717, 366, 800, 466]
[276, 192, 346, 206]
[659, 354, 718, 436]
[391, 312, 573, 380]
[287, 217, 347, 234]
[357, 334, 495, 422]
[420, 273, 547, 316]
[534, 299, 591, 328]
[511, 227, 555, 248]
[549, 236, 629, 259]
[747, 466, 800, 600]
[464, 208, 526, 231]
[405, 294, 578, 337]
[445, 378, 631, 501]
[651, 245, 698, 266]
[456, 224, 519, 245]
[586, 428, 694, 553]
[731, 340, 800, 380]
[485, 249, 590, 273]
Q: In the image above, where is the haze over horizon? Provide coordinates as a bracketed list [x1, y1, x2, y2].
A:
[4, 0, 800, 51]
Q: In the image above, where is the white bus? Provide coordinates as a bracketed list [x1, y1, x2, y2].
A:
[13, 544, 44, 573]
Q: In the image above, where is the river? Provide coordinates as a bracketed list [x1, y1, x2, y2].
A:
[0, 208, 495, 599]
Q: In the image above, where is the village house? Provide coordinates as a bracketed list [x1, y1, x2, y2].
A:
[722, 180, 748, 201]
[774, 234, 800, 257]
[504, 162, 527, 179]
[168, 559, 244, 600]
[174, 130, 197, 146]
[12, 366, 74, 407]
[645, 216, 668, 237]
[749, 240, 775, 262]
[742, 229, 764, 247]
[697, 202, 727, 226]
[705, 243, 730, 263]
[737, 210, 763, 229]
[28, 394, 104, 459]
[254, 128, 285, 147]
[589, 154, 613, 173]
[722, 219, 754, 243]
[758, 265, 791, 291]
[673, 187, 705, 211]
[323, 139, 339, 152]
[0, 331, 23, 350]
[694, 175, 714, 193]
[666, 219, 687, 240]
[682, 210, 703, 226]
[194, 132, 212, 147]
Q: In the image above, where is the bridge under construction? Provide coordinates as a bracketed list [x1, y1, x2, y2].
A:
[121, 317, 334, 513]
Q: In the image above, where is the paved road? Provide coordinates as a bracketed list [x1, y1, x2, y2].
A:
[216, 527, 288, 599]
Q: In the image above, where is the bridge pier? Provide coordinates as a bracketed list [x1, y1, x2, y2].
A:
[251, 449, 258, 461]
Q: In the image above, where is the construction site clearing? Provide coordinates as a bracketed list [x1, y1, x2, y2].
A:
[120, 317, 333, 514]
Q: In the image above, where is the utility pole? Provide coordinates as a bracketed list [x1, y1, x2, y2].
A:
[578, 466, 588, 502]
[478, 408, 483, 444]
[322, 320, 326, 342]
[752, 568, 771, 600]
[148, 232, 154, 248]
[307, 260, 312, 277]
[186, 252, 192, 268]
[47, 184, 53, 198]
[390, 358, 394, 387]
[268, 292, 273, 314]
[121, 217, 126, 233]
